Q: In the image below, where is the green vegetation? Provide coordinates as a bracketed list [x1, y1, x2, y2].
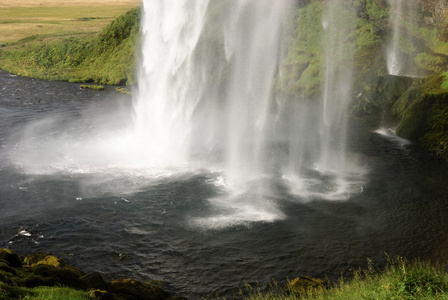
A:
[5, 286, 89, 300]
[279, 0, 390, 99]
[0, 6, 140, 85]
[80, 85, 105, 90]
[3, 249, 448, 300]
[115, 87, 132, 95]
[242, 257, 448, 300]
[0, 3, 139, 46]
[279, 1, 324, 97]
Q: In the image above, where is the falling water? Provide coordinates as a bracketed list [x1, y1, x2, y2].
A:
[135, 0, 293, 180]
[387, 0, 404, 75]
[9, 0, 365, 229]
[134, 0, 364, 228]
[133, 0, 210, 168]
[319, 0, 355, 172]
[387, 0, 417, 76]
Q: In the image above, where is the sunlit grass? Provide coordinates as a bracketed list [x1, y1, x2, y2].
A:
[22, 287, 89, 300]
[241, 256, 448, 300]
[0, 5, 140, 85]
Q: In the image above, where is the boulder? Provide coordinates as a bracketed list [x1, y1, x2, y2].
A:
[23, 275, 56, 288]
[32, 264, 87, 290]
[108, 279, 170, 300]
[23, 252, 52, 267]
[0, 249, 22, 267]
[88, 289, 115, 300]
[25, 252, 85, 278]
[80, 272, 108, 291]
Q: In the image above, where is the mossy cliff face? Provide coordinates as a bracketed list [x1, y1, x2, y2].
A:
[279, 0, 389, 100]
[279, 0, 448, 158]
[395, 84, 448, 158]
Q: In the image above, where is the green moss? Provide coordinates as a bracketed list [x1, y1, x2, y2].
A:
[419, 94, 448, 158]
[391, 87, 420, 116]
[279, 0, 388, 98]
[278, 1, 324, 97]
[419, 73, 446, 95]
[441, 71, 448, 91]
[354, 0, 389, 21]
[396, 97, 430, 139]
[80, 85, 104, 90]
[115, 87, 132, 95]
[0, 249, 22, 268]
[415, 52, 448, 73]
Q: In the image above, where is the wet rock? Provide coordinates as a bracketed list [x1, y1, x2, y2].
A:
[108, 279, 170, 300]
[0, 250, 173, 300]
[32, 263, 87, 290]
[0, 261, 17, 275]
[80, 272, 108, 290]
[23, 252, 52, 267]
[88, 289, 115, 300]
[285, 275, 328, 294]
[0, 249, 22, 267]
[23, 275, 56, 288]
[25, 252, 85, 278]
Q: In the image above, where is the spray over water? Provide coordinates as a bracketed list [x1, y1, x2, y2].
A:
[9, 0, 365, 229]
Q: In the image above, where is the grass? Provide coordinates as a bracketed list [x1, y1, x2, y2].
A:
[80, 85, 104, 90]
[22, 287, 89, 300]
[0, 283, 89, 300]
[0, 5, 141, 85]
[0, 0, 141, 45]
[241, 257, 448, 300]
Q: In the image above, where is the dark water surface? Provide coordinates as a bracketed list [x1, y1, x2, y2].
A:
[1, 69, 448, 298]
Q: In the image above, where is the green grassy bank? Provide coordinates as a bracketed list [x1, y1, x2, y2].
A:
[244, 257, 448, 300]
[0, 6, 140, 85]
[2, 250, 448, 299]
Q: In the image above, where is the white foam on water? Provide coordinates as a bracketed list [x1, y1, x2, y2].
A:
[7, 0, 368, 230]
[374, 127, 411, 146]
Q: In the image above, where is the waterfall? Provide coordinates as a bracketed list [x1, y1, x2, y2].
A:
[9, 0, 365, 228]
[387, 0, 417, 76]
[133, 0, 210, 168]
[135, 0, 292, 182]
[319, 0, 354, 172]
[134, 0, 364, 228]
[387, 0, 404, 75]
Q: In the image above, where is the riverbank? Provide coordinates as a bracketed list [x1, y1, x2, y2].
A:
[0, 1, 141, 85]
[0, 0, 141, 45]
[2, 249, 448, 299]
